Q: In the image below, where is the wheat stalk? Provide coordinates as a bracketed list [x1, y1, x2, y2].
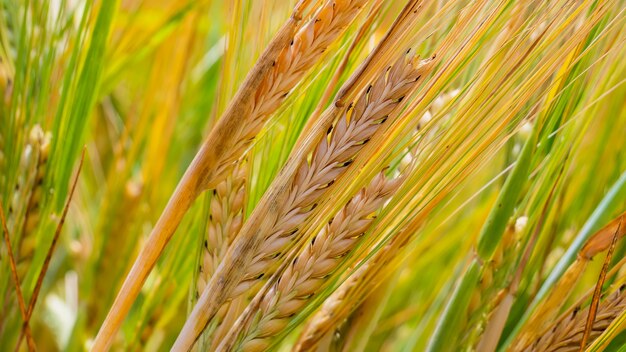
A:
[218, 171, 400, 352]
[292, 93, 453, 351]
[175, 52, 435, 351]
[232, 52, 430, 296]
[95, 2, 369, 348]
[511, 212, 626, 350]
[198, 0, 374, 294]
[522, 286, 626, 352]
[209, 0, 369, 187]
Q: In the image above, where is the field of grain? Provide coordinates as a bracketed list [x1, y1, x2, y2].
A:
[1, 0, 625, 351]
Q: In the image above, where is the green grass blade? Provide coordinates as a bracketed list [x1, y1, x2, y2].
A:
[426, 260, 481, 352]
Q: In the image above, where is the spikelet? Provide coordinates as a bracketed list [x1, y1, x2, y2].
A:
[293, 197, 421, 351]
[5, 125, 51, 278]
[219, 172, 400, 352]
[196, 162, 247, 349]
[197, 163, 247, 295]
[521, 286, 626, 352]
[294, 245, 384, 351]
[468, 218, 525, 349]
[294, 242, 375, 350]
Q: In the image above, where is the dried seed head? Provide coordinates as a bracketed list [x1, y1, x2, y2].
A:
[233, 51, 434, 299]
[523, 287, 626, 352]
[4, 124, 52, 278]
[221, 172, 400, 351]
[212, 0, 369, 185]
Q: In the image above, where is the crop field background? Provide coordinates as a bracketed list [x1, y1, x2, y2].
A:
[0, 0, 625, 351]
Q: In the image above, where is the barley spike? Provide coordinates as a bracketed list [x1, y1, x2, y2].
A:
[219, 171, 400, 352]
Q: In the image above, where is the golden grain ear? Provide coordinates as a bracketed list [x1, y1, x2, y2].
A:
[185, 47, 432, 349]
[95, 1, 370, 348]
[216, 170, 400, 351]
[527, 288, 626, 352]
[5, 0, 621, 350]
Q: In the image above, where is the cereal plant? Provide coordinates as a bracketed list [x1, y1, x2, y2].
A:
[1, 0, 625, 351]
